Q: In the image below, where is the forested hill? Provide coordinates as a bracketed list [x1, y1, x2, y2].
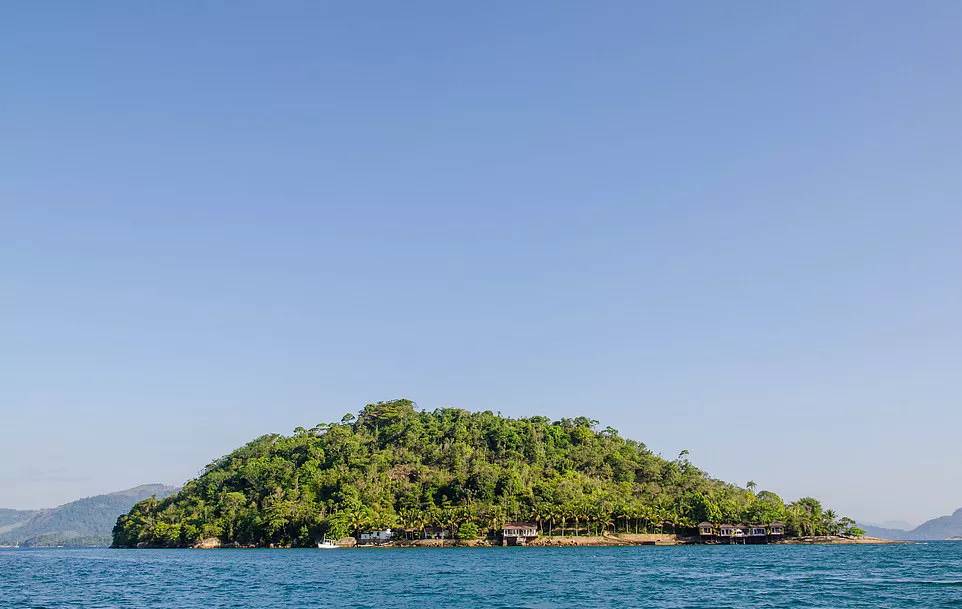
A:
[113, 400, 857, 548]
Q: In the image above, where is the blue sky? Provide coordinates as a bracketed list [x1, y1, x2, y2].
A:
[2, 1, 960, 525]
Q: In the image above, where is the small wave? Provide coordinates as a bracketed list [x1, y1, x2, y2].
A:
[887, 578, 962, 587]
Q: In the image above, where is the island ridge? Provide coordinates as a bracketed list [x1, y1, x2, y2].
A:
[113, 400, 863, 548]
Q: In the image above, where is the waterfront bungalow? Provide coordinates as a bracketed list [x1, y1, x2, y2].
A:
[746, 525, 769, 544]
[714, 524, 749, 543]
[422, 527, 448, 540]
[358, 529, 393, 544]
[699, 522, 787, 544]
[501, 522, 538, 546]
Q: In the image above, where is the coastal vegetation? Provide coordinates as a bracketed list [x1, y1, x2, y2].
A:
[112, 400, 861, 548]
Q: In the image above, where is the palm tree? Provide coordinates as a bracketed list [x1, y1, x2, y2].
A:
[531, 504, 543, 537]
[348, 507, 369, 537]
[542, 506, 556, 536]
[823, 509, 838, 536]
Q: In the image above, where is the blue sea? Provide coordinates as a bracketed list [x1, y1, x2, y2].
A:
[2, 543, 961, 608]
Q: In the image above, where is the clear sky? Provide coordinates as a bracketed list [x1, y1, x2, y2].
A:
[1, 1, 960, 526]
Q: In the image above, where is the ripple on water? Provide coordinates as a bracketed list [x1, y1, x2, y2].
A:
[2, 543, 962, 608]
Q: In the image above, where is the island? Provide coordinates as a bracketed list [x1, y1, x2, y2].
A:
[112, 400, 865, 548]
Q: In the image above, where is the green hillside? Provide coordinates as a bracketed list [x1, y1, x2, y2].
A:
[113, 400, 856, 548]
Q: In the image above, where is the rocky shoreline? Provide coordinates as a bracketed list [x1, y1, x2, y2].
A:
[776, 535, 901, 545]
[179, 533, 900, 549]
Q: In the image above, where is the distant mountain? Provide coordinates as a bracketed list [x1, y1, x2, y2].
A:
[0, 508, 41, 538]
[910, 508, 962, 540]
[860, 508, 962, 541]
[0, 508, 40, 528]
[0, 484, 177, 547]
[858, 523, 913, 540]
[875, 519, 914, 531]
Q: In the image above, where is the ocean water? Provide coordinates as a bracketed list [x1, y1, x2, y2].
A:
[2, 543, 961, 608]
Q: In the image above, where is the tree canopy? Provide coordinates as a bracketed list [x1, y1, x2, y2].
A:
[113, 400, 856, 547]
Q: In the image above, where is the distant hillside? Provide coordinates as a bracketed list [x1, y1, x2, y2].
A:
[858, 523, 913, 540]
[878, 519, 913, 531]
[911, 508, 962, 540]
[0, 508, 40, 532]
[0, 508, 38, 526]
[860, 507, 962, 541]
[0, 484, 177, 546]
[0, 509, 42, 542]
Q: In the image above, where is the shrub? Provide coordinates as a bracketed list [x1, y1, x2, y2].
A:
[457, 523, 480, 540]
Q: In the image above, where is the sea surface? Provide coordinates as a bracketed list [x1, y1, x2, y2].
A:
[2, 543, 961, 608]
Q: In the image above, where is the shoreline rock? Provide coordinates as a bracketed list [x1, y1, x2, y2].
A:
[777, 535, 901, 545]
[127, 533, 904, 549]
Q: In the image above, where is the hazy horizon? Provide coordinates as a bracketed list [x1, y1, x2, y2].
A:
[2, 2, 961, 526]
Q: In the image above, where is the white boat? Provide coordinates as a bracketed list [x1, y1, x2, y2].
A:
[316, 537, 339, 549]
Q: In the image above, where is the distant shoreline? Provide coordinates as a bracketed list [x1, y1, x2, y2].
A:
[7, 534, 910, 550]
[120, 533, 905, 550]
[777, 535, 901, 545]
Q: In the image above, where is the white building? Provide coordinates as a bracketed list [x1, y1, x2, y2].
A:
[358, 529, 393, 543]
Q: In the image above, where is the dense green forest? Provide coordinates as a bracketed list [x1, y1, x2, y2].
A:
[113, 400, 861, 548]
